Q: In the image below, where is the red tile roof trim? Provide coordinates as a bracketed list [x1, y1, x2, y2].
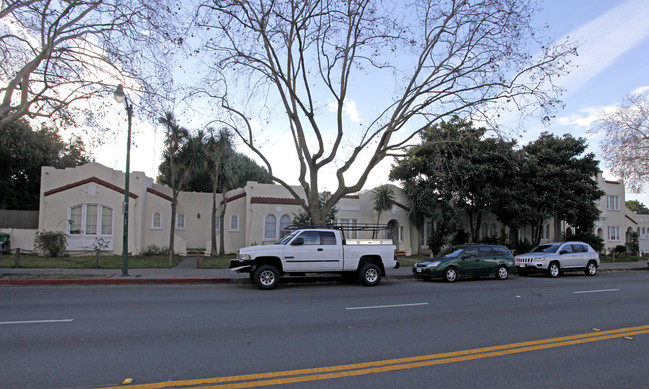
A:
[44, 177, 138, 199]
[394, 201, 410, 212]
[146, 187, 173, 202]
[222, 192, 247, 204]
[625, 214, 638, 225]
[251, 196, 303, 205]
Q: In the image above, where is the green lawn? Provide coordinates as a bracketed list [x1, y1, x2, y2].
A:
[0, 253, 187, 269]
[600, 254, 647, 263]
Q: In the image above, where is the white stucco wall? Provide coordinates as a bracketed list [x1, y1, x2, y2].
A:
[25, 164, 648, 257]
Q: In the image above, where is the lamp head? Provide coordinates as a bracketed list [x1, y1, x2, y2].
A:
[114, 84, 125, 103]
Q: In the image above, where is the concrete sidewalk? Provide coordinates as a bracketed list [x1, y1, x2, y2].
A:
[0, 258, 646, 285]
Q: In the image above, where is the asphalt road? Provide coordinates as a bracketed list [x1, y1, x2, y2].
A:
[1, 272, 648, 389]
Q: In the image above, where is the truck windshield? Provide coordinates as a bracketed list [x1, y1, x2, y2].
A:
[531, 244, 560, 253]
[278, 231, 299, 245]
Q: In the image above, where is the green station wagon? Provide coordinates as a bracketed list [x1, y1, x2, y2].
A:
[413, 244, 515, 282]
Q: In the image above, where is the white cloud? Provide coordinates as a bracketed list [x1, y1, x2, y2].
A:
[558, 0, 649, 92]
[556, 107, 602, 128]
[631, 85, 649, 95]
[328, 99, 361, 123]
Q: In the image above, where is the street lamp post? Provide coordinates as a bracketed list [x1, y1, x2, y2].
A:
[114, 84, 131, 277]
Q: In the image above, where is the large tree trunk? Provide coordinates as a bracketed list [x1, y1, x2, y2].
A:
[210, 189, 218, 257]
[168, 191, 178, 268]
[219, 192, 228, 256]
[533, 218, 544, 246]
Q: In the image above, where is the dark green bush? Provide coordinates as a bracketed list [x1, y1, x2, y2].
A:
[34, 231, 67, 257]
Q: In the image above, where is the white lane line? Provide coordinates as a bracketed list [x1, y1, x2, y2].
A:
[0, 319, 74, 325]
[573, 289, 620, 294]
[346, 302, 429, 311]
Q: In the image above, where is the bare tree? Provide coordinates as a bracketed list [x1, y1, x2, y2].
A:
[0, 0, 181, 129]
[596, 91, 649, 193]
[194, 0, 576, 223]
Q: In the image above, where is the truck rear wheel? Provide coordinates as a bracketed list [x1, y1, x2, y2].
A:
[254, 264, 280, 290]
[359, 263, 381, 286]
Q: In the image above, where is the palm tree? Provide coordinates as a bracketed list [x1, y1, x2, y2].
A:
[158, 113, 207, 267]
[207, 128, 236, 256]
[370, 184, 396, 238]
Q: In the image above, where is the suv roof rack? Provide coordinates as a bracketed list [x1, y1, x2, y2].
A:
[285, 223, 394, 232]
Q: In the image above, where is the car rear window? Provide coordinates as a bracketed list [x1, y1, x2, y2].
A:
[571, 244, 587, 253]
[321, 231, 337, 245]
[493, 246, 511, 256]
[478, 247, 494, 256]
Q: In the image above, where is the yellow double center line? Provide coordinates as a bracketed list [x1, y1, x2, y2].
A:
[101, 324, 649, 389]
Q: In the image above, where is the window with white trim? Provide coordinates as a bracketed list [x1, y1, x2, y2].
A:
[421, 220, 432, 247]
[151, 212, 162, 230]
[607, 195, 620, 210]
[608, 226, 620, 241]
[489, 223, 497, 238]
[264, 214, 277, 240]
[279, 214, 292, 237]
[230, 214, 239, 232]
[67, 204, 113, 236]
[338, 218, 358, 239]
[176, 213, 186, 230]
[101, 206, 113, 235]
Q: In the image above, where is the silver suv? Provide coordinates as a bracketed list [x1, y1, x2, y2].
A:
[515, 241, 600, 277]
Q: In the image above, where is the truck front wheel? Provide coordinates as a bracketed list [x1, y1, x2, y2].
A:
[254, 264, 280, 290]
[359, 263, 381, 286]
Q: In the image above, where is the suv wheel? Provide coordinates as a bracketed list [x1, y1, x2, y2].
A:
[547, 262, 560, 278]
[496, 265, 509, 280]
[584, 261, 598, 276]
[444, 267, 458, 282]
[254, 264, 280, 290]
[359, 263, 381, 286]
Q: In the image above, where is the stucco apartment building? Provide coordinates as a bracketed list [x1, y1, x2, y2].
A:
[2, 162, 647, 256]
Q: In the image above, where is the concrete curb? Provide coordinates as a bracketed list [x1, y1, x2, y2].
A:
[0, 278, 236, 286]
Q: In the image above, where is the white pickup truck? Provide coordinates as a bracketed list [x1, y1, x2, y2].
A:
[230, 226, 399, 289]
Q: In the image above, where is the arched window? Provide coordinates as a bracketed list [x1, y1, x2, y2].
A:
[67, 204, 113, 236]
[279, 215, 292, 237]
[490, 223, 497, 238]
[264, 214, 277, 239]
[230, 214, 239, 232]
[151, 212, 162, 230]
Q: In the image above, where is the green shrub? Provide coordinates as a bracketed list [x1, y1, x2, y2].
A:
[34, 231, 67, 257]
[513, 239, 535, 255]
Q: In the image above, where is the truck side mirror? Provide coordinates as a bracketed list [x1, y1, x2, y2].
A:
[291, 237, 304, 246]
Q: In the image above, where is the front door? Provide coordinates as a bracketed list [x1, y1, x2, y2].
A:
[459, 246, 482, 276]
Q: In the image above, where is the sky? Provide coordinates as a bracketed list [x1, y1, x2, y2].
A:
[94, 0, 649, 203]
